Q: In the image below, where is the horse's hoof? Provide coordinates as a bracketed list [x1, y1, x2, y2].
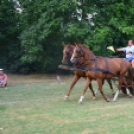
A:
[129, 94, 133, 98]
[107, 98, 110, 102]
[112, 93, 115, 96]
[64, 96, 69, 100]
[78, 101, 82, 104]
[112, 99, 116, 102]
[92, 96, 96, 100]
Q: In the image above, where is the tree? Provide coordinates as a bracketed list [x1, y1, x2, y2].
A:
[0, 0, 23, 73]
[84, 0, 134, 56]
[1, 0, 134, 73]
[19, 0, 79, 73]
[19, 0, 134, 73]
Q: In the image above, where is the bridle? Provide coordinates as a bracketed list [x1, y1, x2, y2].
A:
[72, 44, 96, 66]
[63, 45, 73, 60]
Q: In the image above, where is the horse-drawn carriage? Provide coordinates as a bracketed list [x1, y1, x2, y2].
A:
[59, 43, 134, 103]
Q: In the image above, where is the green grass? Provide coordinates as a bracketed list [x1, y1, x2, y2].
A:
[0, 75, 134, 134]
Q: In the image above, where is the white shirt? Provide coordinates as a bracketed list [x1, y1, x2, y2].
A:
[123, 45, 134, 58]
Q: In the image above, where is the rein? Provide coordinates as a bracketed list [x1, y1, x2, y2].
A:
[75, 56, 96, 67]
[73, 44, 96, 66]
[65, 44, 126, 79]
[72, 44, 121, 78]
[75, 56, 122, 78]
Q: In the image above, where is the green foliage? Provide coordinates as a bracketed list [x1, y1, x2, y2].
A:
[85, 0, 134, 56]
[19, 0, 79, 73]
[0, 0, 24, 73]
[1, 0, 134, 73]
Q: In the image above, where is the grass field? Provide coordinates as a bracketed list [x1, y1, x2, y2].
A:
[0, 74, 134, 134]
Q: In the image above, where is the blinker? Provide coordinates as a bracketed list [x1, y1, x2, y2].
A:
[66, 50, 70, 55]
[76, 49, 81, 53]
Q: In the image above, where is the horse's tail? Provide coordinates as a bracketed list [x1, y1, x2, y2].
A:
[127, 65, 134, 89]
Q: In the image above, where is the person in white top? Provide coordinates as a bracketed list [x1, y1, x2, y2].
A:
[117, 40, 134, 63]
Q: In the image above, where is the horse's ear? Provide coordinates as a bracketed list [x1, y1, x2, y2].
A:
[62, 44, 65, 47]
[75, 42, 78, 45]
[68, 43, 71, 46]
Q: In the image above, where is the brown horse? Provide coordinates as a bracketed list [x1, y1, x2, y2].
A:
[70, 43, 133, 103]
[62, 43, 96, 100]
[62, 43, 115, 100]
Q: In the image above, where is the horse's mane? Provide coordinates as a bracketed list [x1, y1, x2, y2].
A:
[70, 44, 75, 49]
[64, 44, 74, 49]
[82, 45, 89, 50]
[68, 44, 75, 51]
[82, 44, 94, 56]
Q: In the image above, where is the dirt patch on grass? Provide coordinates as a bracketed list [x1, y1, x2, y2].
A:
[7, 74, 76, 84]
[81, 129, 90, 134]
[18, 115, 26, 119]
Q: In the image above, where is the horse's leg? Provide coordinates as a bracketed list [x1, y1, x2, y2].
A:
[95, 79, 105, 96]
[95, 79, 109, 96]
[94, 80, 104, 96]
[107, 79, 115, 95]
[65, 75, 80, 100]
[113, 66, 133, 102]
[95, 89, 99, 95]
[122, 78, 133, 98]
[88, 83, 96, 100]
[96, 79, 109, 102]
[84, 77, 96, 98]
[113, 78, 123, 102]
[78, 77, 91, 104]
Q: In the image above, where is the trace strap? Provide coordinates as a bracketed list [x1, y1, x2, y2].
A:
[85, 67, 119, 77]
[76, 56, 120, 78]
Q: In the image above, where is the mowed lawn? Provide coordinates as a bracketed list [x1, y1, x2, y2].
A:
[0, 74, 134, 134]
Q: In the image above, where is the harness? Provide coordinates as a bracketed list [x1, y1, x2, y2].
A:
[63, 45, 73, 60]
[76, 57, 121, 78]
[73, 45, 120, 79]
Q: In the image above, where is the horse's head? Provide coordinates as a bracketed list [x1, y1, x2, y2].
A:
[70, 42, 94, 64]
[70, 42, 84, 64]
[62, 43, 74, 64]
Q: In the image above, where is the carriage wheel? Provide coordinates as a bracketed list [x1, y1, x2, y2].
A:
[121, 86, 133, 94]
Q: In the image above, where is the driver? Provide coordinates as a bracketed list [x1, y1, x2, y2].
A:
[117, 40, 134, 62]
